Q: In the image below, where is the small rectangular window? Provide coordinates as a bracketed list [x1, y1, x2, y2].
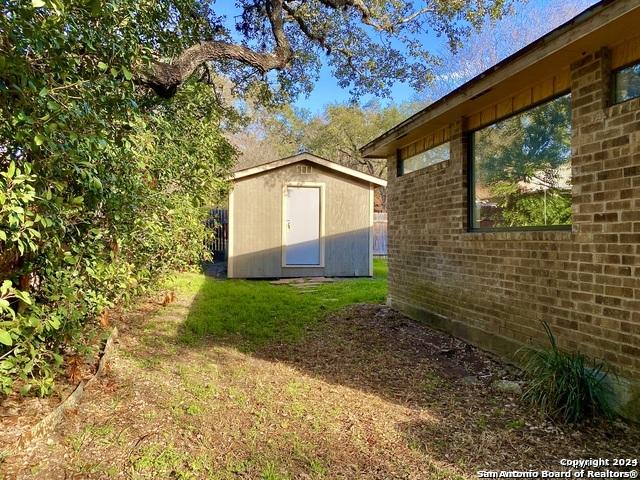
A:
[470, 94, 572, 231]
[613, 62, 640, 104]
[297, 164, 313, 174]
[399, 142, 450, 176]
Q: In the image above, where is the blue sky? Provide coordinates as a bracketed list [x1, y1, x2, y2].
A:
[295, 49, 428, 113]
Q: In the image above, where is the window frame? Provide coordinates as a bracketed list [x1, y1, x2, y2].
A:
[611, 60, 640, 105]
[397, 140, 450, 177]
[467, 92, 574, 233]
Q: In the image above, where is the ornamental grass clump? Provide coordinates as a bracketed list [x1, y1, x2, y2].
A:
[519, 322, 613, 424]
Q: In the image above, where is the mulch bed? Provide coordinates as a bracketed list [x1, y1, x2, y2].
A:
[259, 304, 640, 473]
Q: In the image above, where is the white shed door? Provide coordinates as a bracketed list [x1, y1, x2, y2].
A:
[285, 186, 320, 265]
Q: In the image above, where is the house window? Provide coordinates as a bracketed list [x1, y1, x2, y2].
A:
[399, 142, 450, 176]
[470, 93, 572, 231]
[613, 62, 640, 104]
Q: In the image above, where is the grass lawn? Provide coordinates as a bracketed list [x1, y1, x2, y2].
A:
[175, 258, 388, 348]
[4, 257, 639, 479]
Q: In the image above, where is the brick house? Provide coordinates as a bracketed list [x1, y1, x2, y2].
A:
[361, 0, 640, 417]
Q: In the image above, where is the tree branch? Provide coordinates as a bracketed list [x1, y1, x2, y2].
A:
[316, 0, 381, 30]
[283, 3, 365, 78]
[143, 0, 292, 97]
[142, 0, 435, 97]
[283, 3, 331, 53]
[316, 0, 434, 32]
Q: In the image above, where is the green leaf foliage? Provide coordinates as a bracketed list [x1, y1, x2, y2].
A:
[0, 330, 12, 346]
[0, 1, 236, 395]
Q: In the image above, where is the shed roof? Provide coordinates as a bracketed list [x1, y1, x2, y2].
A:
[231, 152, 387, 187]
[360, 0, 640, 158]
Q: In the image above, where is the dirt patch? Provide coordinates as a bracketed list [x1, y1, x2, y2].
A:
[2, 298, 638, 479]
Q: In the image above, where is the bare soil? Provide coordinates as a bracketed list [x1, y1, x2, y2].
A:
[1, 292, 638, 479]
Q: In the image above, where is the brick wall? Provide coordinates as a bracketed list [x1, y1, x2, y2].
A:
[387, 48, 640, 387]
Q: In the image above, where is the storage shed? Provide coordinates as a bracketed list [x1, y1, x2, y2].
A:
[228, 153, 386, 278]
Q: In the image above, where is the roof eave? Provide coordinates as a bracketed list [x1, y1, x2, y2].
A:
[232, 152, 387, 187]
[360, 0, 627, 158]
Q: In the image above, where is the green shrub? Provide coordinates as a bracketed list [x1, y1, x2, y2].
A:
[519, 322, 613, 423]
[0, 1, 235, 395]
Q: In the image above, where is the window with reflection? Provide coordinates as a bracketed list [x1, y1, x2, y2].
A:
[470, 94, 572, 230]
[613, 62, 640, 104]
[399, 142, 450, 176]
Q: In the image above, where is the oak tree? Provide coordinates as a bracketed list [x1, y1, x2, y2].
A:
[143, 0, 510, 99]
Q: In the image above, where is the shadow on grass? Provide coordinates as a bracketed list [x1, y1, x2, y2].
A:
[157, 259, 640, 475]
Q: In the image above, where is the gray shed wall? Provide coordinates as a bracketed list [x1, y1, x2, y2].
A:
[229, 161, 372, 278]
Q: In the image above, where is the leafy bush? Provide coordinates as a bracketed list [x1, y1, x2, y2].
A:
[489, 181, 572, 227]
[519, 322, 613, 423]
[0, 1, 235, 395]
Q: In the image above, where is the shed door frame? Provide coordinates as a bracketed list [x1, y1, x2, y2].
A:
[282, 182, 325, 268]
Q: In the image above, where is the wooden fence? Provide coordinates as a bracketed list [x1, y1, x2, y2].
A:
[205, 208, 228, 259]
[373, 212, 387, 256]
